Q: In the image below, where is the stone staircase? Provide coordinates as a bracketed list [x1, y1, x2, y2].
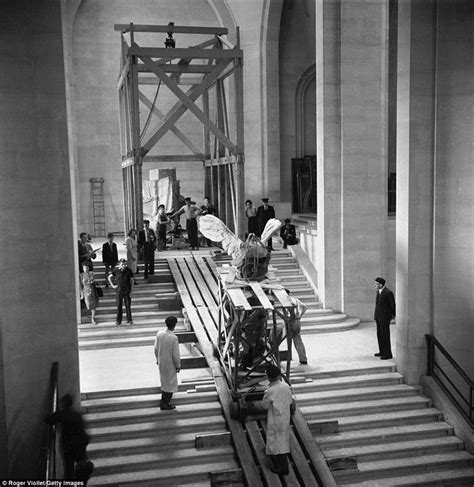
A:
[292, 363, 474, 486]
[214, 245, 360, 333]
[82, 381, 240, 486]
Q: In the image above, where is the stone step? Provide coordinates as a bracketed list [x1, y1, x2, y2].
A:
[295, 384, 421, 406]
[301, 318, 361, 333]
[324, 435, 463, 462]
[342, 466, 474, 486]
[88, 415, 227, 441]
[89, 459, 239, 486]
[301, 312, 349, 323]
[81, 380, 214, 401]
[336, 407, 444, 431]
[92, 445, 236, 476]
[98, 292, 177, 305]
[300, 395, 432, 420]
[334, 451, 474, 483]
[317, 422, 454, 447]
[88, 430, 227, 457]
[78, 323, 189, 340]
[85, 401, 222, 427]
[83, 390, 218, 413]
[292, 372, 404, 393]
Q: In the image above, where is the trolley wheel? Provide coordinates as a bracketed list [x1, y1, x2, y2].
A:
[229, 402, 240, 420]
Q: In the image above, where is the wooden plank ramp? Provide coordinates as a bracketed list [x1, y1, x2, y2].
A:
[166, 254, 337, 486]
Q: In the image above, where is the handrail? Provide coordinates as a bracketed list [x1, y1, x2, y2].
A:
[425, 334, 473, 425]
[45, 361, 59, 480]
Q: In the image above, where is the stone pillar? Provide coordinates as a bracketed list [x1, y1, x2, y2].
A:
[0, 0, 80, 477]
[316, 0, 389, 317]
[396, 0, 437, 384]
[315, 0, 343, 309]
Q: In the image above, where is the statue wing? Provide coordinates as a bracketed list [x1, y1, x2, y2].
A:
[260, 218, 283, 244]
[199, 215, 244, 262]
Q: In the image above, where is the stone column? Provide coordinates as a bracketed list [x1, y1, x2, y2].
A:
[315, 0, 343, 309]
[316, 0, 389, 318]
[0, 0, 80, 477]
[396, 0, 437, 384]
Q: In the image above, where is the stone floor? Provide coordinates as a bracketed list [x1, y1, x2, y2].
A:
[79, 320, 395, 393]
[79, 236, 395, 393]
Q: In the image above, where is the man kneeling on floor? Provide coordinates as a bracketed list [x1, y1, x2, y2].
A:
[262, 364, 295, 476]
[154, 315, 181, 410]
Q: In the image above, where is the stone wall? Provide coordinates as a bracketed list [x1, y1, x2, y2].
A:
[279, 0, 316, 204]
[0, 0, 79, 477]
[432, 0, 473, 376]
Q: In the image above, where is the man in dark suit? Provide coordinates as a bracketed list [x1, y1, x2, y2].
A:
[256, 197, 276, 250]
[102, 232, 118, 287]
[138, 220, 157, 278]
[373, 277, 396, 360]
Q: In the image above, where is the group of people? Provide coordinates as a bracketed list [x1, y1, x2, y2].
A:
[245, 197, 298, 250]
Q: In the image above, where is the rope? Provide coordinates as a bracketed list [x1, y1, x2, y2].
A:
[140, 78, 161, 141]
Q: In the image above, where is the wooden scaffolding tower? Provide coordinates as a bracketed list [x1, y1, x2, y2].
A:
[116, 23, 245, 236]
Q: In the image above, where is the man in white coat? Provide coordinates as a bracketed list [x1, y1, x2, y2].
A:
[262, 364, 294, 476]
[154, 315, 181, 410]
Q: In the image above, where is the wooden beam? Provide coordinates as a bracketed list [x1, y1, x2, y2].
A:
[138, 91, 203, 155]
[175, 331, 198, 343]
[143, 155, 204, 163]
[195, 432, 231, 449]
[204, 156, 238, 167]
[139, 76, 203, 86]
[292, 410, 338, 487]
[137, 64, 215, 74]
[139, 52, 234, 154]
[129, 46, 242, 61]
[115, 24, 229, 35]
[139, 59, 239, 155]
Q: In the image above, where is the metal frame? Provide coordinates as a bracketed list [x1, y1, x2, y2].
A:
[116, 23, 245, 235]
[426, 334, 474, 425]
[215, 274, 295, 413]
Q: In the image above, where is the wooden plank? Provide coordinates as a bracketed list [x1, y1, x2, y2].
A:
[115, 24, 229, 35]
[175, 331, 197, 343]
[180, 356, 208, 369]
[272, 288, 294, 308]
[175, 258, 206, 307]
[291, 410, 338, 487]
[195, 257, 219, 297]
[143, 155, 204, 162]
[246, 421, 282, 487]
[184, 257, 218, 310]
[289, 430, 319, 486]
[186, 308, 263, 487]
[139, 76, 203, 86]
[167, 259, 194, 309]
[209, 468, 243, 486]
[249, 282, 274, 310]
[260, 421, 300, 487]
[204, 155, 238, 167]
[195, 431, 231, 449]
[138, 64, 215, 74]
[226, 288, 252, 311]
[129, 46, 243, 60]
[196, 306, 219, 344]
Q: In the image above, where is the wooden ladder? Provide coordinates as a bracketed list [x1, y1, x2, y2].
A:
[90, 177, 106, 237]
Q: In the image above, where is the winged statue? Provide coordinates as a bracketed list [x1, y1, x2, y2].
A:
[199, 215, 282, 281]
